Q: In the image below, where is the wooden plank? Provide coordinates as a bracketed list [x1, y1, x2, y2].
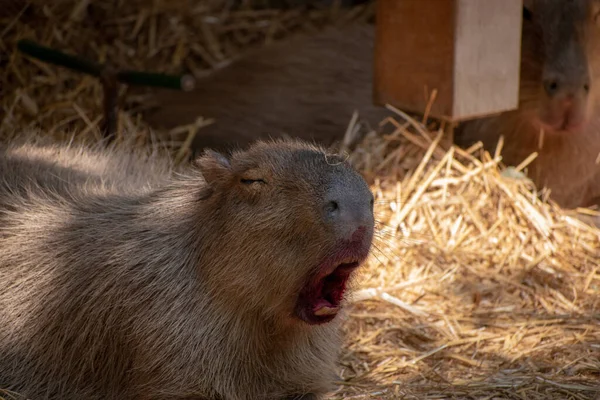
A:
[373, 0, 523, 121]
[452, 0, 523, 118]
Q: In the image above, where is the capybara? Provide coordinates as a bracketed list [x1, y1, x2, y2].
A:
[144, 23, 389, 155]
[455, 0, 600, 209]
[0, 135, 375, 400]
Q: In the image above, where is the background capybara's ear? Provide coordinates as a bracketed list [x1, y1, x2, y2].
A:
[193, 150, 233, 187]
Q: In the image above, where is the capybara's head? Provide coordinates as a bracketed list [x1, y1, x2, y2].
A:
[194, 139, 375, 326]
[520, 0, 600, 134]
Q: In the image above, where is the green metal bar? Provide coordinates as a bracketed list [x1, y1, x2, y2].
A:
[16, 38, 197, 142]
[17, 39, 195, 91]
[17, 39, 103, 77]
[117, 70, 195, 91]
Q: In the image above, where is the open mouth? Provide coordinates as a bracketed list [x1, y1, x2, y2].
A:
[294, 256, 364, 325]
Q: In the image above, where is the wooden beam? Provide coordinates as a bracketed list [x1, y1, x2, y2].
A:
[373, 0, 523, 122]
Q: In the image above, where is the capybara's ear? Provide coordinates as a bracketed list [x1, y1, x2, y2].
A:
[194, 150, 233, 187]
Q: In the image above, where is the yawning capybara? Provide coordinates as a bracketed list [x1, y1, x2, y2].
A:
[0, 135, 375, 400]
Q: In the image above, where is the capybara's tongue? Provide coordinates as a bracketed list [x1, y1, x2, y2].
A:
[313, 299, 339, 316]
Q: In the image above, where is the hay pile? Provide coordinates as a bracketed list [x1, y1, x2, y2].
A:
[1, 1, 599, 399]
[338, 112, 600, 399]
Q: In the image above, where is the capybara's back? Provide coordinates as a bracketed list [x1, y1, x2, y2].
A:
[0, 134, 374, 400]
[0, 138, 176, 399]
[145, 23, 388, 155]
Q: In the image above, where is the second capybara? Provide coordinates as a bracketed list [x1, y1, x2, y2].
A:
[455, 0, 600, 209]
[0, 134, 375, 400]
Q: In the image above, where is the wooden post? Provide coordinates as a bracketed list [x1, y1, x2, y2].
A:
[373, 0, 523, 123]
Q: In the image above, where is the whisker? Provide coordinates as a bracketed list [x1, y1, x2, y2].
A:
[370, 241, 410, 264]
[374, 221, 433, 241]
[373, 235, 429, 252]
[368, 243, 392, 265]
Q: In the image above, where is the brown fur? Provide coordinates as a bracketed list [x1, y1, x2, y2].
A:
[455, 0, 600, 209]
[144, 23, 389, 155]
[0, 134, 374, 400]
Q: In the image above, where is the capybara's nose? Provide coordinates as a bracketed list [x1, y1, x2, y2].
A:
[323, 191, 375, 243]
